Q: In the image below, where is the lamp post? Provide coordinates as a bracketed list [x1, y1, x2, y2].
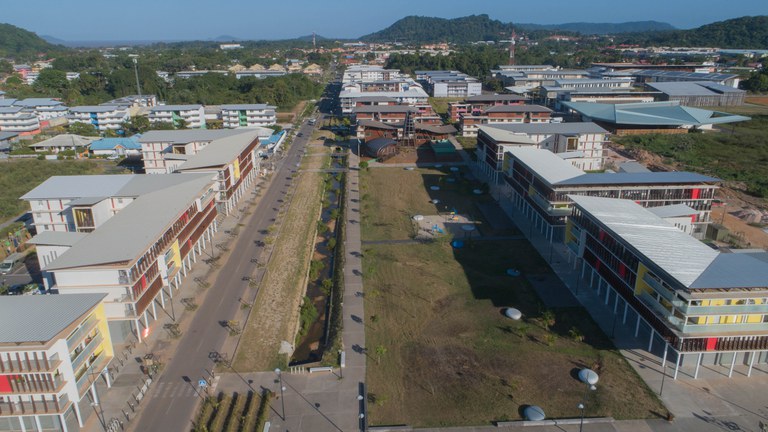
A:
[577, 368, 599, 432]
[274, 368, 286, 421]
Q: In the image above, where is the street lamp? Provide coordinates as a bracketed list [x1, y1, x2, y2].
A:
[577, 368, 599, 432]
[274, 368, 286, 421]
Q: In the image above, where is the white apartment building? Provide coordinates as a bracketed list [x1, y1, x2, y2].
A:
[220, 104, 277, 128]
[148, 105, 205, 128]
[13, 99, 69, 121]
[342, 65, 404, 83]
[0, 294, 114, 431]
[23, 174, 221, 343]
[416, 70, 482, 98]
[0, 107, 41, 134]
[68, 105, 130, 132]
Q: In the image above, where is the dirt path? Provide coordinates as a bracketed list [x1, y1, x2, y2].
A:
[234, 142, 328, 371]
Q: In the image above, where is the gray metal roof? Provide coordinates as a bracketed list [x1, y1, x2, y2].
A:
[139, 129, 251, 144]
[507, 147, 584, 184]
[357, 119, 397, 130]
[69, 196, 108, 206]
[150, 105, 202, 111]
[563, 101, 751, 126]
[14, 98, 64, 107]
[28, 231, 88, 247]
[647, 204, 698, 218]
[21, 175, 134, 200]
[646, 81, 746, 96]
[0, 294, 106, 344]
[177, 129, 261, 171]
[634, 70, 738, 82]
[569, 195, 718, 287]
[480, 127, 537, 145]
[571, 195, 768, 290]
[484, 105, 552, 113]
[556, 171, 721, 186]
[28, 134, 96, 149]
[353, 105, 417, 114]
[618, 161, 650, 173]
[481, 122, 608, 135]
[0, 131, 19, 141]
[44, 173, 215, 270]
[69, 105, 126, 113]
[220, 104, 276, 111]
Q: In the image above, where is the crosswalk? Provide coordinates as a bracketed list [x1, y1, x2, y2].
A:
[151, 382, 201, 399]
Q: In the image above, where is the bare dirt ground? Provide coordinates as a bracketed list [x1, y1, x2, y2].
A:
[373, 147, 463, 164]
[233, 142, 327, 371]
[607, 143, 768, 249]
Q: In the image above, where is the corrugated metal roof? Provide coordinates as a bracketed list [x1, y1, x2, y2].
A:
[220, 104, 275, 111]
[647, 204, 697, 218]
[44, 173, 215, 270]
[139, 129, 251, 144]
[70, 105, 126, 113]
[563, 101, 751, 126]
[481, 122, 608, 135]
[569, 195, 718, 287]
[556, 171, 720, 186]
[21, 175, 134, 200]
[0, 294, 105, 344]
[176, 129, 261, 171]
[27, 231, 88, 247]
[485, 105, 552, 113]
[150, 105, 202, 111]
[28, 134, 96, 149]
[507, 147, 583, 184]
[691, 254, 768, 289]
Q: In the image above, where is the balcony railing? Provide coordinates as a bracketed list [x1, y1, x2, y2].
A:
[0, 374, 64, 395]
[680, 322, 768, 335]
[642, 273, 678, 303]
[0, 355, 61, 374]
[674, 301, 768, 316]
[71, 333, 103, 370]
[66, 315, 99, 349]
[0, 398, 69, 417]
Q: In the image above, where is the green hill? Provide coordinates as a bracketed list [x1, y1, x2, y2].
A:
[625, 16, 768, 49]
[360, 15, 514, 43]
[517, 21, 675, 34]
[0, 23, 64, 59]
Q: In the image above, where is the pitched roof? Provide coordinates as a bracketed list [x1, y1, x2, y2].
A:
[27, 231, 88, 247]
[150, 105, 203, 112]
[89, 135, 142, 151]
[43, 173, 215, 270]
[357, 119, 398, 130]
[353, 105, 417, 114]
[176, 129, 261, 171]
[480, 122, 608, 136]
[28, 134, 96, 149]
[415, 123, 457, 134]
[0, 294, 106, 344]
[465, 94, 528, 103]
[139, 129, 251, 144]
[69, 105, 127, 113]
[563, 101, 750, 126]
[484, 105, 552, 113]
[570, 195, 768, 290]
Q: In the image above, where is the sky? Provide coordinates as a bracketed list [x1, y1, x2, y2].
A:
[3, 0, 767, 42]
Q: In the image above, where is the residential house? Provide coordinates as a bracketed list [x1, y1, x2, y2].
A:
[28, 135, 95, 154]
[88, 135, 142, 157]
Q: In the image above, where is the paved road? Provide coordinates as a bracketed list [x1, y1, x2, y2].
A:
[130, 117, 317, 432]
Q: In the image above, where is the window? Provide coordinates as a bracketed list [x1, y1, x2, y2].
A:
[566, 137, 578, 151]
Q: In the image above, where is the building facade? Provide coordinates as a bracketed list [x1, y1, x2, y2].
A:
[565, 195, 768, 379]
[148, 105, 205, 129]
[0, 294, 113, 431]
[220, 104, 277, 128]
[68, 106, 129, 132]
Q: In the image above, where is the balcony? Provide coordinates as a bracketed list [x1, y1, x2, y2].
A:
[642, 273, 678, 303]
[637, 292, 679, 330]
[0, 398, 70, 417]
[70, 333, 103, 370]
[66, 316, 99, 349]
[680, 322, 768, 335]
[0, 374, 65, 395]
[0, 355, 61, 374]
[675, 301, 768, 316]
[75, 352, 111, 395]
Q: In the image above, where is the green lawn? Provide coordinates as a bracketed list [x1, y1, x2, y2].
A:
[428, 97, 464, 116]
[0, 159, 110, 220]
[360, 168, 665, 427]
[613, 115, 768, 198]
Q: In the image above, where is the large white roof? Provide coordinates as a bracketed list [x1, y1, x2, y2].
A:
[506, 147, 584, 185]
[0, 294, 106, 344]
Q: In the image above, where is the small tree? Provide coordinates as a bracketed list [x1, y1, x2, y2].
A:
[375, 345, 387, 364]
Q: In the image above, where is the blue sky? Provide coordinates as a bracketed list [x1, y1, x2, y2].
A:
[3, 0, 767, 41]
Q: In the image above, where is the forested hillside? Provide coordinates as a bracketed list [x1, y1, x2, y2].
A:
[0, 23, 64, 59]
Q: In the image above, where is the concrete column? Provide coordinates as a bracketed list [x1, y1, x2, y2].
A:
[635, 315, 641, 337]
[151, 298, 157, 320]
[73, 396, 84, 427]
[613, 294, 619, 314]
[694, 352, 702, 379]
[104, 369, 111, 388]
[605, 285, 610, 305]
[660, 343, 668, 377]
[590, 269, 595, 288]
[728, 352, 737, 378]
[34, 416, 42, 432]
[90, 384, 99, 404]
[143, 311, 149, 330]
[60, 413, 70, 432]
[674, 353, 682, 380]
[648, 328, 655, 352]
[622, 302, 629, 324]
[748, 352, 755, 377]
[135, 319, 142, 343]
[159, 289, 165, 309]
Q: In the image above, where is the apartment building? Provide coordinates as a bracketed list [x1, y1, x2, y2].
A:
[645, 81, 746, 107]
[0, 294, 113, 431]
[415, 70, 482, 98]
[148, 105, 205, 129]
[565, 195, 768, 378]
[498, 147, 719, 240]
[342, 65, 404, 82]
[0, 107, 41, 134]
[475, 123, 607, 178]
[447, 94, 528, 122]
[23, 173, 221, 343]
[68, 106, 130, 132]
[220, 104, 277, 128]
[12, 99, 68, 121]
[340, 67, 427, 114]
[459, 105, 553, 137]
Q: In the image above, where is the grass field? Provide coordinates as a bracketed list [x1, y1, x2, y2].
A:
[613, 115, 768, 198]
[360, 167, 517, 241]
[699, 102, 768, 116]
[428, 97, 464, 116]
[0, 159, 111, 220]
[360, 169, 664, 427]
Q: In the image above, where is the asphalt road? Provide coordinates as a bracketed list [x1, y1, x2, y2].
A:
[131, 115, 319, 432]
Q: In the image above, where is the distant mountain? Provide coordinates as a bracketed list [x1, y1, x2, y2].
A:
[296, 34, 330, 42]
[0, 23, 64, 58]
[517, 21, 675, 35]
[360, 15, 513, 43]
[628, 16, 768, 49]
[41, 34, 68, 45]
[210, 35, 243, 42]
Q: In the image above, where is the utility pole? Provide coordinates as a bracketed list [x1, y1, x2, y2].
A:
[133, 58, 142, 97]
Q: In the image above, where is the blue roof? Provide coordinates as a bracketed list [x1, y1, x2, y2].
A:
[556, 171, 720, 186]
[89, 135, 142, 151]
[260, 130, 285, 147]
[563, 101, 750, 126]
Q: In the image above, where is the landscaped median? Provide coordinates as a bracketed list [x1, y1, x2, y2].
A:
[360, 166, 665, 427]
